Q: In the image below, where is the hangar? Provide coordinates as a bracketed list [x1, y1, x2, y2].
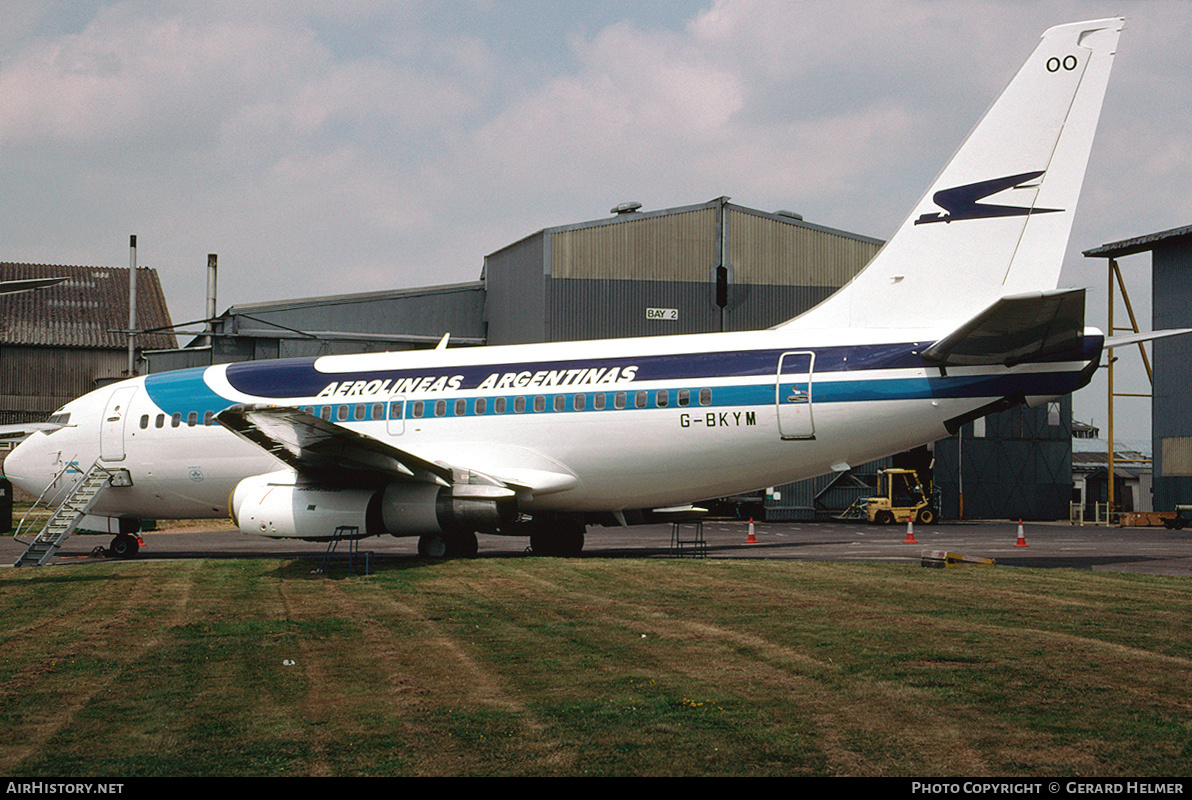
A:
[1085, 224, 1192, 516]
[0, 262, 176, 427]
[144, 196, 1083, 521]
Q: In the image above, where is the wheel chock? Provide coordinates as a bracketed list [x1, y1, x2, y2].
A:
[921, 550, 996, 569]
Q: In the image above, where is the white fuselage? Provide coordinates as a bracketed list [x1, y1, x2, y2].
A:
[5, 324, 1100, 531]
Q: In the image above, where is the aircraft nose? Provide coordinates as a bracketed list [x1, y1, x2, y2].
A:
[4, 433, 48, 496]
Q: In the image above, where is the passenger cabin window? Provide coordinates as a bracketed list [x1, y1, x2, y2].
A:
[574, 394, 586, 411]
[475, 398, 487, 415]
[495, 397, 507, 414]
[699, 388, 712, 406]
[140, 415, 149, 429]
[534, 396, 545, 413]
[678, 389, 690, 407]
[155, 414, 165, 429]
[204, 410, 215, 426]
[187, 411, 198, 427]
[514, 397, 526, 413]
[614, 392, 626, 409]
[455, 399, 467, 416]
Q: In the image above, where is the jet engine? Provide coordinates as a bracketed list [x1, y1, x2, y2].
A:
[229, 471, 518, 541]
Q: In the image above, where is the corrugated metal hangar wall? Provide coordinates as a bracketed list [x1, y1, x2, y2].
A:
[933, 397, 1074, 522]
[485, 198, 880, 343]
[1152, 231, 1192, 512]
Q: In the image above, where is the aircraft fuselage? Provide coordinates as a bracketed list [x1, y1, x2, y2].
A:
[6, 324, 1101, 530]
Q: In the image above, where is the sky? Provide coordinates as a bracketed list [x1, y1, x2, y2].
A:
[2, 0, 1189, 443]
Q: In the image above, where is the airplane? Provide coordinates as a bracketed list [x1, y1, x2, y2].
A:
[0, 277, 67, 295]
[5, 18, 1155, 560]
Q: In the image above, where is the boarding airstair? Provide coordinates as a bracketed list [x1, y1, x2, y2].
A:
[13, 460, 113, 567]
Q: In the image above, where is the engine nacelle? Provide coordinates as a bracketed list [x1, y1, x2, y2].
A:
[230, 472, 384, 540]
[230, 472, 518, 540]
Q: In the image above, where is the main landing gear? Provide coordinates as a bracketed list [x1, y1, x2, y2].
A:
[413, 517, 587, 559]
[529, 522, 584, 558]
[417, 530, 478, 559]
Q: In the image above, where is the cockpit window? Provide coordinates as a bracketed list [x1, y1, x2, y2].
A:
[47, 413, 71, 426]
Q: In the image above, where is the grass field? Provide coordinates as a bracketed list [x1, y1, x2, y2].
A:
[0, 555, 1189, 777]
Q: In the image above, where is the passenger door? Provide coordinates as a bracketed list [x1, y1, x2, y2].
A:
[776, 351, 815, 440]
[100, 386, 138, 461]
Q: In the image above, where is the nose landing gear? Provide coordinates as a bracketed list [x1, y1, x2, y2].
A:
[107, 532, 142, 559]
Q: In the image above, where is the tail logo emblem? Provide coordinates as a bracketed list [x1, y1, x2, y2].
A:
[914, 170, 1063, 225]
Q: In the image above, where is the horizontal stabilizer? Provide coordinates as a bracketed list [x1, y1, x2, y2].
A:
[921, 289, 1085, 366]
[1105, 328, 1192, 349]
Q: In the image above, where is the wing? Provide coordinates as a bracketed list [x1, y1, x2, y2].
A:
[216, 404, 453, 487]
[215, 404, 580, 497]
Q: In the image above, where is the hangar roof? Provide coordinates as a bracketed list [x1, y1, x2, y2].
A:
[1083, 224, 1192, 258]
[0, 262, 176, 350]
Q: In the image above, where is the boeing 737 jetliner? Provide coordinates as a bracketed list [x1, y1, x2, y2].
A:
[6, 19, 1140, 559]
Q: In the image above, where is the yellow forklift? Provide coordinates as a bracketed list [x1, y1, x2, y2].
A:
[866, 468, 937, 525]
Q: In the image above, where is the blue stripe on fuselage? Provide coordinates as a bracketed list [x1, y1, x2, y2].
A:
[220, 342, 937, 399]
[219, 337, 1102, 401]
[140, 338, 1097, 423]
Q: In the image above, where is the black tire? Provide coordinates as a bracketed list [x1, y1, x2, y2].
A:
[109, 533, 139, 559]
[447, 530, 478, 558]
[875, 510, 895, 525]
[417, 533, 448, 559]
[530, 519, 585, 557]
[917, 508, 936, 525]
[417, 530, 479, 559]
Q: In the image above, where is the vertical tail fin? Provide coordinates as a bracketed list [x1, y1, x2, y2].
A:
[783, 18, 1123, 331]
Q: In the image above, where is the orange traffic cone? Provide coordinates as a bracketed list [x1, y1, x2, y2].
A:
[1015, 519, 1029, 547]
[745, 518, 759, 544]
[903, 517, 918, 544]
